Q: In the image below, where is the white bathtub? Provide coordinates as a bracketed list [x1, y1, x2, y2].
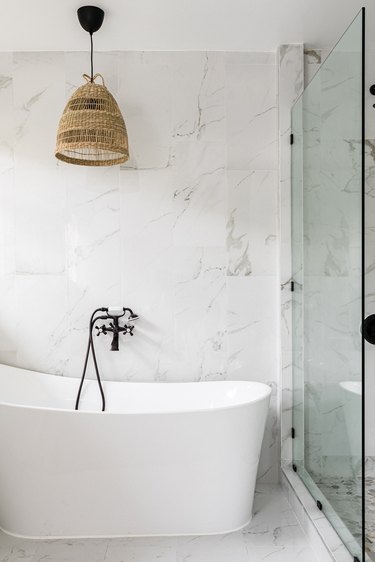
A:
[0, 364, 271, 539]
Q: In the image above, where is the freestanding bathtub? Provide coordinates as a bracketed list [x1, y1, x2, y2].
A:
[0, 364, 271, 539]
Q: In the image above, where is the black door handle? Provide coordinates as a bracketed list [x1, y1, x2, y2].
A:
[362, 314, 375, 344]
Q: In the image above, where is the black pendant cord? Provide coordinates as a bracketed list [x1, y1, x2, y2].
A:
[75, 309, 106, 412]
[90, 32, 94, 82]
[77, 6, 104, 82]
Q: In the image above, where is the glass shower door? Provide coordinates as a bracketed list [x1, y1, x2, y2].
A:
[291, 8, 364, 560]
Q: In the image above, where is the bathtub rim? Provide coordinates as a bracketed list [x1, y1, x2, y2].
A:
[0, 365, 272, 416]
[0, 388, 271, 416]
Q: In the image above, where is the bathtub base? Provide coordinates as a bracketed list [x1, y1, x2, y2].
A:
[0, 516, 253, 540]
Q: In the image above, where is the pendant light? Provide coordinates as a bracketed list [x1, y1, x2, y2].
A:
[55, 6, 129, 166]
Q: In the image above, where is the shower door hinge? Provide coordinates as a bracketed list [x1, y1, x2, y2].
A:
[291, 280, 295, 292]
[291, 427, 295, 439]
[290, 133, 294, 145]
[292, 464, 297, 472]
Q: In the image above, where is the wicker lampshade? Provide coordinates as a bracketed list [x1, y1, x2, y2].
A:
[55, 73, 129, 167]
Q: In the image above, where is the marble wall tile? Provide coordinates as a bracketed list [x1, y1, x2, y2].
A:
[304, 48, 331, 87]
[227, 56, 278, 170]
[0, 55, 16, 359]
[14, 169, 66, 275]
[0, 170, 15, 279]
[0, 52, 15, 162]
[119, 242, 176, 381]
[118, 51, 173, 170]
[0, 275, 16, 354]
[12, 52, 65, 171]
[227, 276, 277, 382]
[64, 165, 122, 379]
[171, 51, 226, 143]
[173, 247, 227, 381]
[120, 168, 174, 247]
[226, 53, 276, 66]
[14, 274, 68, 374]
[0, 169, 16, 356]
[227, 170, 277, 276]
[171, 141, 226, 247]
[0, 49, 280, 483]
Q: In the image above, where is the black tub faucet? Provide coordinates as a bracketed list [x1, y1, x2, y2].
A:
[95, 307, 139, 351]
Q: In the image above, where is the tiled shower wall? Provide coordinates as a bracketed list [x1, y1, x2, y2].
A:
[278, 46, 375, 497]
[0, 51, 279, 481]
[304, 48, 375, 473]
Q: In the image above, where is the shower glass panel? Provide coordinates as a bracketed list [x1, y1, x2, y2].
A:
[291, 9, 364, 560]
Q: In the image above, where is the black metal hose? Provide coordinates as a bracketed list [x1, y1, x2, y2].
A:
[75, 308, 107, 412]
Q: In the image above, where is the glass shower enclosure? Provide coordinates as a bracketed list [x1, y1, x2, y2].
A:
[291, 8, 365, 561]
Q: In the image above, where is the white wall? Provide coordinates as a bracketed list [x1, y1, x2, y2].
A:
[0, 50, 280, 482]
[1, 0, 373, 52]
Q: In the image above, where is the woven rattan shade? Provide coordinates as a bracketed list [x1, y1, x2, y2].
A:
[55, 74, 129, 166]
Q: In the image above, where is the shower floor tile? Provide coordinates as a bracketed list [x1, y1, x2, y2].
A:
[366, 477, 375, 560]
[0, 485, 321, 562]
[316, 475, 375, 560]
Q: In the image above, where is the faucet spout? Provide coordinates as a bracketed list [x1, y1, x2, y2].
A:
[111, 331, 119, 351]
[110, 316, 120, 351]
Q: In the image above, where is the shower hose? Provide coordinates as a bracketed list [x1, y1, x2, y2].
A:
[75, 307, 107, 412]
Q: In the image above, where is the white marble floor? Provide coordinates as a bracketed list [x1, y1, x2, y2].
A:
[0, 485, 320, 562]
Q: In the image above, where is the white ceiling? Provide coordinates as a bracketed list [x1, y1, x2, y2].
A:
[0, 0, 374, 52]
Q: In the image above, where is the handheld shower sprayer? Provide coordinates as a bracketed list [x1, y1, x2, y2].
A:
[107, 307, 139, 320]
[75, 305, 139, 412]
[107, 306, 124, 317]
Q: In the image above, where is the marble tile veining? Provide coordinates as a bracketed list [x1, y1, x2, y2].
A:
[0, 485, 321, 562]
